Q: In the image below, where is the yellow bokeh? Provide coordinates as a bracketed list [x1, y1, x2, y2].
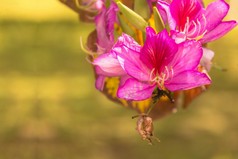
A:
[0, 0, 76, 20]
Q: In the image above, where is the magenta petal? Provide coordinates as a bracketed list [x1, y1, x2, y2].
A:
[146, 27, 156, 38]
[106, 2, 119, 42]
[170, 0, 202, 30]
[95, 2, 118, 53]
[119, 75, 131, 86]
[95, 75, 105, 91]
[197, 0, 204, 6]
[113, 33, 141, 53]
[114, 34, 151, 81]
[201, 21, 238, 43]
[117, 78, 156, 100]
[165, 71, 211, 91]
[93, 53, 125, 76]
[95, 7, 112, 51]
[157, 0, 176, 29]
[204, 0, 230, 31]
[141, 29, 178, 70]
[169, 40, 202, 73]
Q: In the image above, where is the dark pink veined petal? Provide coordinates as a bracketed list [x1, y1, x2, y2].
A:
[169, 40, 202, 74]
[106, 2, 119, 42]
[165, 70, 211, 91]
[146, 26, 156, 38]
[157, 0, 176, 29]
[117, 78, 156, 100]
[95, 7, 111, 50]
[95, 2, 118, 53]
[141, 29, 178, 72]
[114, 34, 151, 82]
[197, 0, 204, 7]
[93, 53, 125, 76]
[170, 0, 202, 31]
[201, 21, 238, 43]
[204, 0, 230, 32]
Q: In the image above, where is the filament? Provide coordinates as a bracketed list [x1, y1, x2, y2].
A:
[149, 66, 174, 90]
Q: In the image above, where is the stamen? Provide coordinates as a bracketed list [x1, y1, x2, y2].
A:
[164, 66, 170, 81]
[80, 37, 96, 56]
[196, 18, 202, 37]
[170, 66, 174, 78]
[151, 66, 174, 90]
[183, 17, 190, 34]
[149, 68, 156, 82]
[187, 20, 197, 37]
[185, 15, 208, 41]
[195, 30, 208, 41]
[85, 56, 93, 63]
[202, 14, 207, 28]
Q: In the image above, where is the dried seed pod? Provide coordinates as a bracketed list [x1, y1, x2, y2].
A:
[133, 114, 160, 144]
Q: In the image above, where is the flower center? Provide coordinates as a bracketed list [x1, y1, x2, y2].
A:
[180, 15, 207, 41]
[149, 66, 174, 90]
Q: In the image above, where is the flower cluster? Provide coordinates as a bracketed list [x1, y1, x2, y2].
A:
[92, 0, 237, 101]
[59, 0, 237, 115]
[60, 0, 237, 143]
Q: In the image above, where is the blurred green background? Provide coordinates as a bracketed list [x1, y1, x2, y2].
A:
[0, 0, 237, 159]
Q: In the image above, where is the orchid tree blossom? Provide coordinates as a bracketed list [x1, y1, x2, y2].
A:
[94, 1, 119, 90]
[115, 27, 211, 101]
[157, 0, 237, 44]
[95, 1, 118, 54]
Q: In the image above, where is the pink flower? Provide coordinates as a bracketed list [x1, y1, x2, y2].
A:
[93, 24, 142, 89]
[116, 27, 211, 100]
[94, 2, 118, 90]
[95, 1, 118, 54]
[157, 0, 237, 43]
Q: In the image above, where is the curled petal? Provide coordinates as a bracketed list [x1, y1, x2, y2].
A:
[165, 71, 211, 91]
[113, 33, 141, 52]
[204, 0, 230, 31]
[95, 2, 118, 53]
[200, 48, 214, 71]
[157, 0, 176, 29]
[114, 34, 151, 81]
[95, 7, 111, 51]
[93, 53, 125, 76]
[95, 75, 105, 90]
[106, 2, 119, 42]
[145, 27, 156, 38]
[201, 21, 238, 43]
[117, 78, 156, 100]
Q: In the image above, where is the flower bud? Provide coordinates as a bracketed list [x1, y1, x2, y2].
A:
[117, 2, 148, 31]
[153, 7, 165, 32]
